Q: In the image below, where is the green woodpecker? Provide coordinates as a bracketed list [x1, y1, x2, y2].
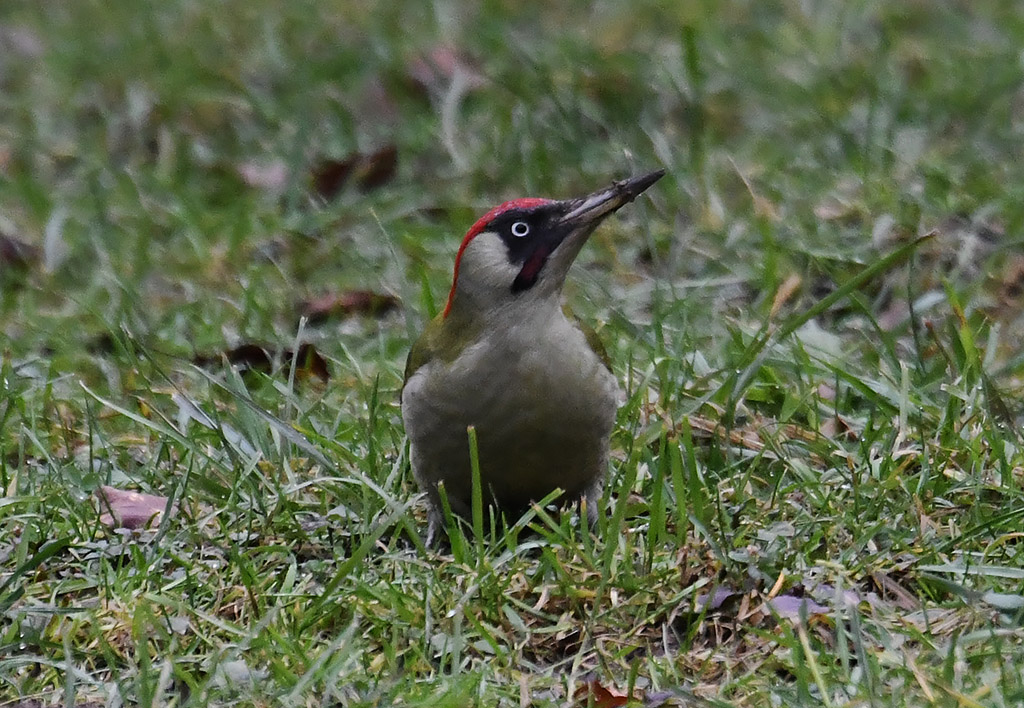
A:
[402, 170, 664, 542]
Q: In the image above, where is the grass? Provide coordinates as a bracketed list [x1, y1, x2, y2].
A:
[2, 0, 1024, 705]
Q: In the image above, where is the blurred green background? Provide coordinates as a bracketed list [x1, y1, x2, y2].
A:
[2, 1, 1024, 705]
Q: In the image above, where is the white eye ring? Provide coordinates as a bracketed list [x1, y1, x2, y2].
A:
[511, 221, 530, 238]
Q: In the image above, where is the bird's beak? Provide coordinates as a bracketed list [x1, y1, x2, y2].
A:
[511, 169, 665, 295]
[558, 169, 666, 233]
[548, 168, 664, 272]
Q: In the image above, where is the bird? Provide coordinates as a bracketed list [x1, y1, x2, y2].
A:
[402, 169, 665, 543]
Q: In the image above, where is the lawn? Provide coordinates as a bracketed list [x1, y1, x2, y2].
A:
[2, 1, 1024, 705]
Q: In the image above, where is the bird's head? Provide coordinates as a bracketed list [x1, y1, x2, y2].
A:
[442, 169, 665, 320]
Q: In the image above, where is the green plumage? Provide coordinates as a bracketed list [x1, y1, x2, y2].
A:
[403, 306, 611, 387]
[401, 169, 664, 543]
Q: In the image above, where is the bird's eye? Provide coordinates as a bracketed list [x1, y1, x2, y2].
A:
[511, 221, 530, 238]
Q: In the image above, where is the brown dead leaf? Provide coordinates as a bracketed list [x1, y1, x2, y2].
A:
[311, 154, 359, 200]
[301, 290, 401, 324]
[96, 486, 175, 530]
[194, 343, 330, 381]
[355, 144, 398, 193]
[819, 414, 857, 441]
[0, 232, 40, 270]
[194, 343, 273, 373]
[575, 679, 630, 708]
[290, 343, 330, 381]
[310, 144, 397, 200]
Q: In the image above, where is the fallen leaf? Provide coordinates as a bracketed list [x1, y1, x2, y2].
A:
[575, 679, 630, 708]
[695, 586, 738, 611]
[194, 343, 273, 373]
[819, 413, 858, 441]
[310, 144, 397, 200]
[194, 343, 330, 381]
[356, 144, 398, 192]
[301, 290, 401, 324]
[290, 343, 330, 381]
[767, 594, 828, 619]
[96, 486, 175, 530]
[311, 154, 359, 200]
[0, 233, 40, 269]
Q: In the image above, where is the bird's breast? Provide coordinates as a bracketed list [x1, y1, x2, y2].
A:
[402, 314, 619, 466]
[402, 311, 622, 513]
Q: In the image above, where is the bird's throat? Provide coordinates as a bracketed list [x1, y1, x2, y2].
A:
[511, 244, 554, 293]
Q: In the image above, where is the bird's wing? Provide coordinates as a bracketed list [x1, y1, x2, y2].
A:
[402, 312, 477, 390]
[565, 306, 613, 373]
